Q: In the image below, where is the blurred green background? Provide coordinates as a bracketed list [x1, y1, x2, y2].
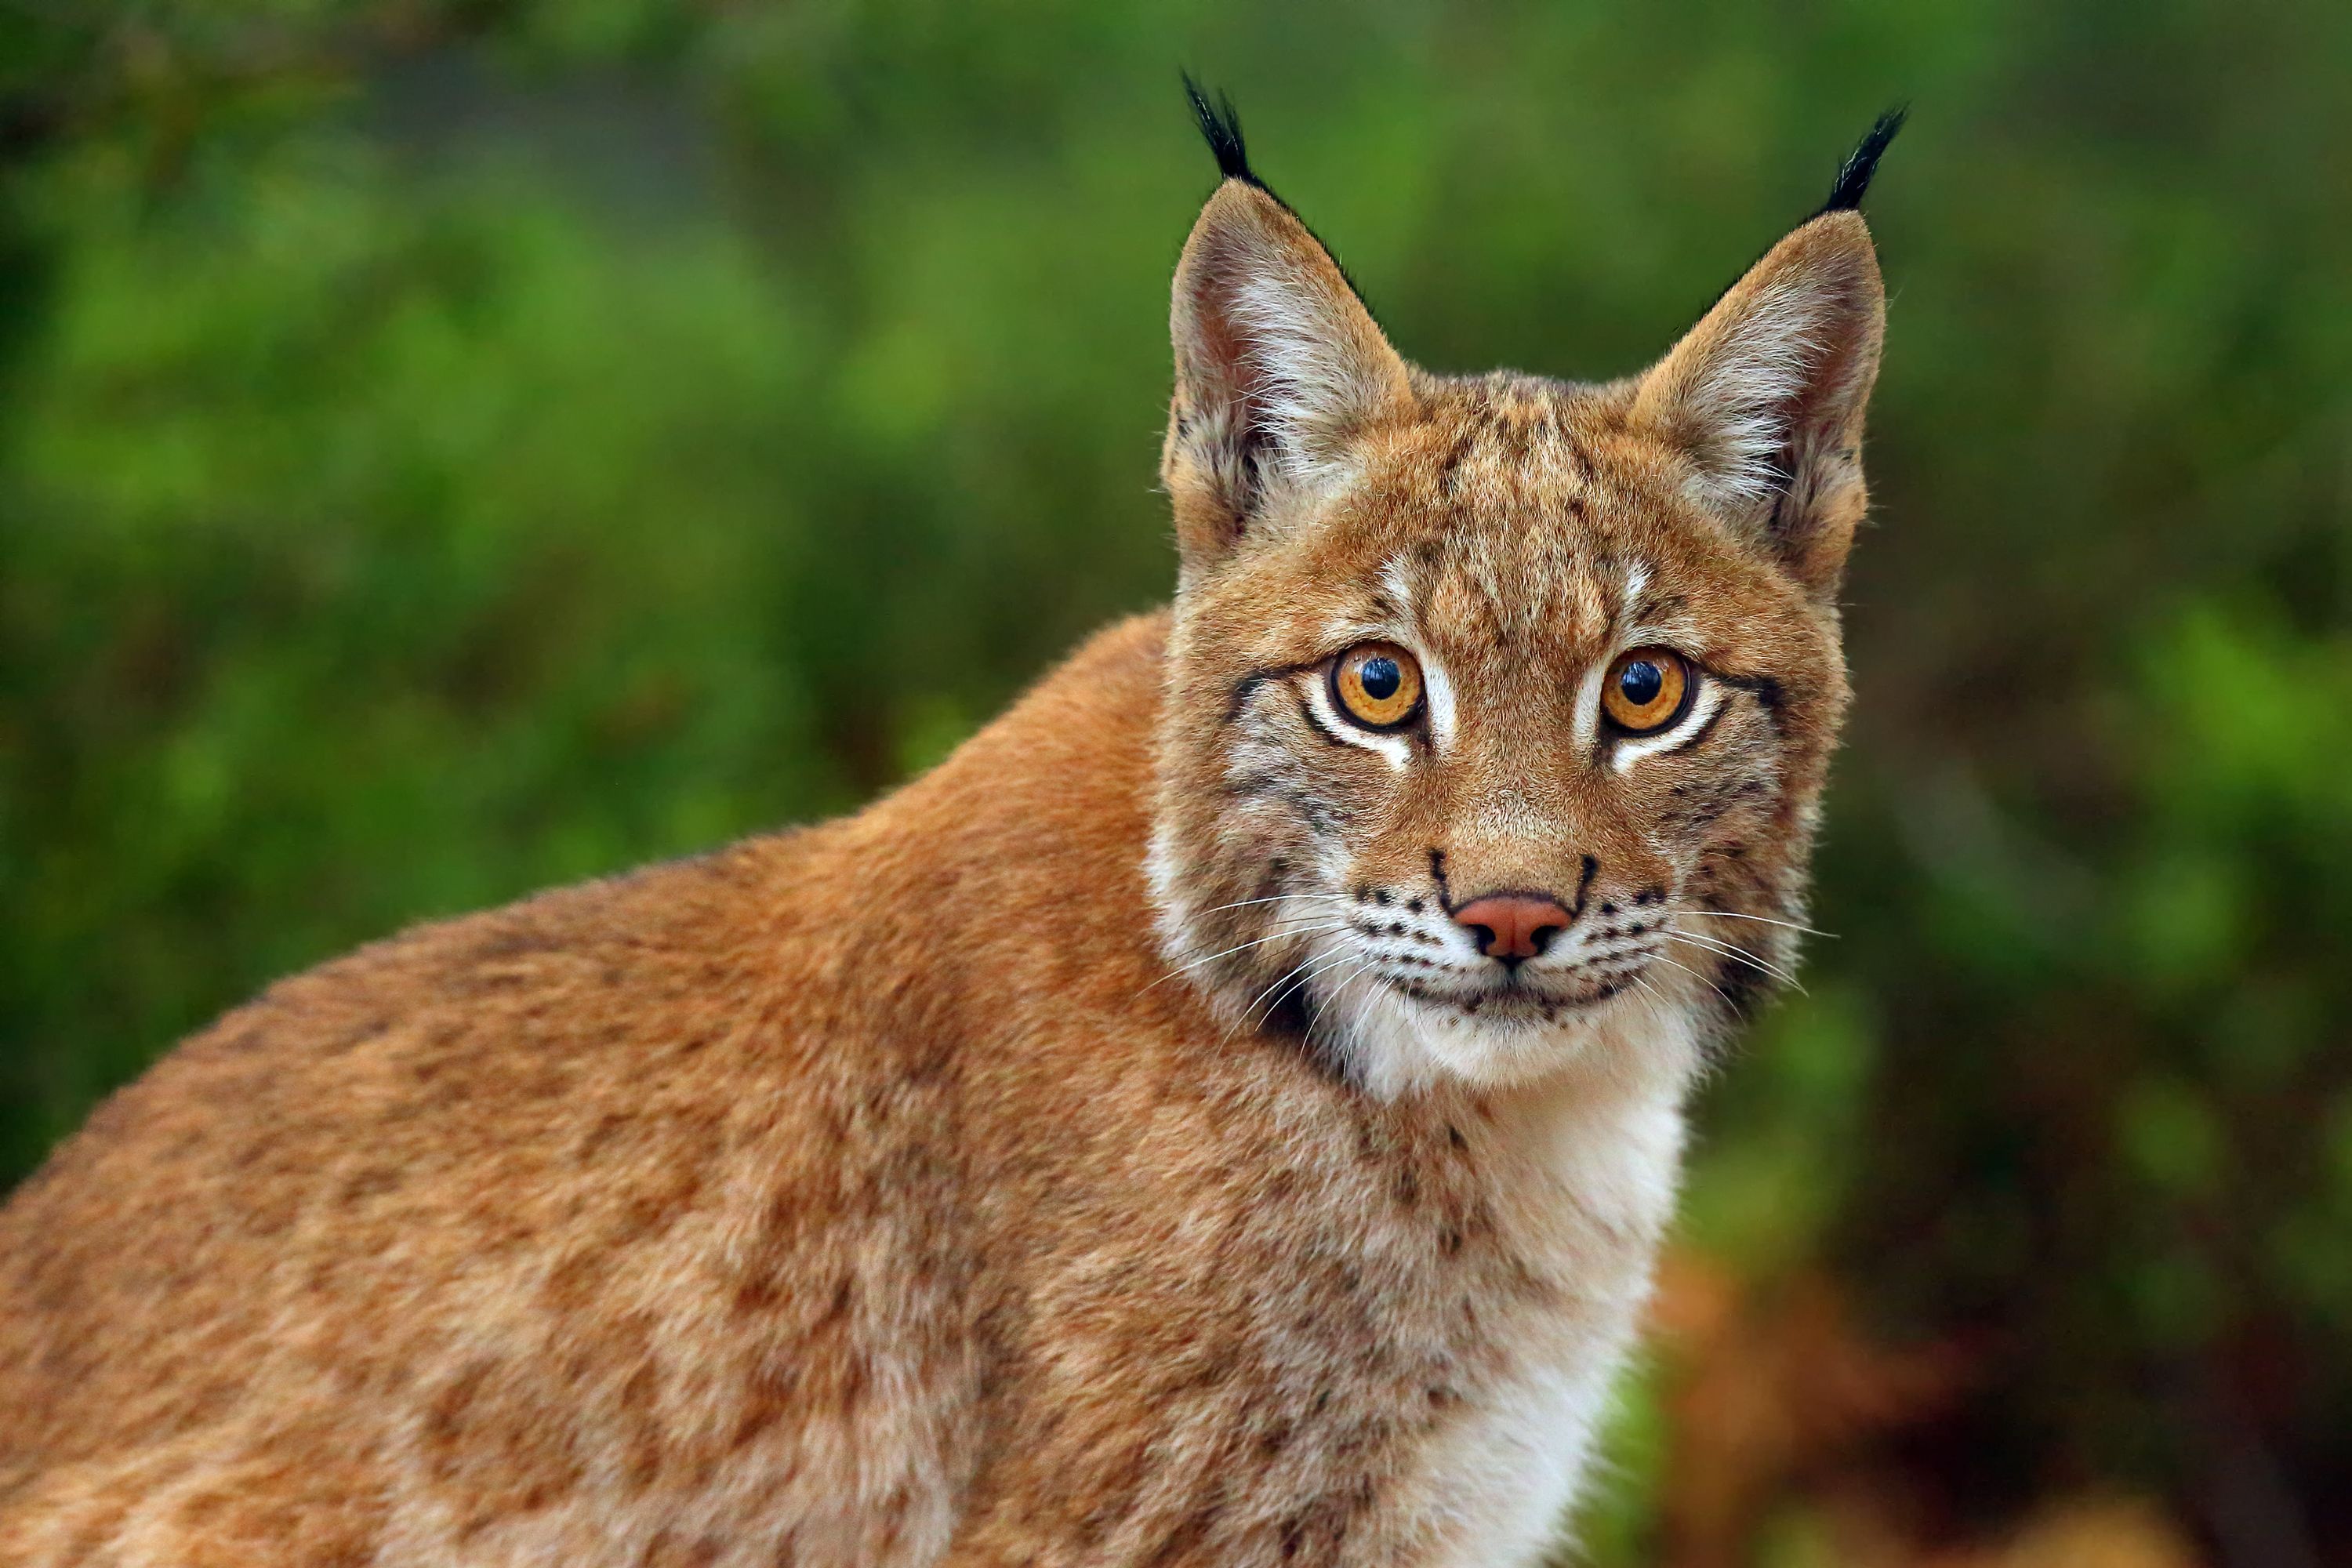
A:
[2, 2, 2347, 1564]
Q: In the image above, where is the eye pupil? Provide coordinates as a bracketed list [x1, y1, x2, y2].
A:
[1601, 647, 1691, 735]
[1331, 642, 1423, 729]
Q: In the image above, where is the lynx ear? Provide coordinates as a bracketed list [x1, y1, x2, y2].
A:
[1631, 209, 1887, 596]
[1163, 92, 1410, 568]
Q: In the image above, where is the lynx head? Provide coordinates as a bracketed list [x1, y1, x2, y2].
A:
[1147, 89, 1899, 1097]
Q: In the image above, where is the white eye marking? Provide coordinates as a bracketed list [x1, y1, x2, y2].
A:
[1621, 560, 1652, 619]
[1420, 655, 1459, 756]
[1610, 678, 1726, 774]
[1571, 657, 1609, 757]
[1583, 554, 1712, 764]
[1371, 553, 1456, 755]
[1583, 556, 1683, 760]
[1300, 671, 1413, 771]
[1377, 554, 1419, 619]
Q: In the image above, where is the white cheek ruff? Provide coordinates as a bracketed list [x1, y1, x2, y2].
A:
[1610, 678, 1726, 774]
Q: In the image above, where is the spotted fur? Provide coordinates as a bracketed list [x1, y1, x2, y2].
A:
[0, 107, 1891, 1566]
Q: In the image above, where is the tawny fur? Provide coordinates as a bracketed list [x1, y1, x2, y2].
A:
[0, 138, 1886, 1566]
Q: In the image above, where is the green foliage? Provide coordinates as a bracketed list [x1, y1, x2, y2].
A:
[3, 0, 2348, 1555]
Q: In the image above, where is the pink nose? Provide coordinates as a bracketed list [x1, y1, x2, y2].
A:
[1452, 895, 1572, 962]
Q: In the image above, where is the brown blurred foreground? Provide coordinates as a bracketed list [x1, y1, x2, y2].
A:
[1648, 1250, 2207, 1568]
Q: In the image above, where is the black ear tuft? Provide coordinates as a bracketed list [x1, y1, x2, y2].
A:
[1819, 105, 1908, 214]
[1182, 74, 1261, 187]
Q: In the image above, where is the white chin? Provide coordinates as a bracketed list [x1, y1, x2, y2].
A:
[1320, 978, 1594, 1097]
[1317, 972, 1704, 1100]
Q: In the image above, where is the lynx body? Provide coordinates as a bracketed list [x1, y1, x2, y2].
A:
[0, 98, 1896, 1566]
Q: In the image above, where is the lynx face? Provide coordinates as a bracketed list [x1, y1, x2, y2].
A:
[1149, 112, 1885, 1096]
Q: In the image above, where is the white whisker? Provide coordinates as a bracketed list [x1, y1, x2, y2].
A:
[1692, 909, 1837, 939]
[1662, 929, 1805, 993]
[1628, 973, 1675, 1018]
[1666, 927, 1803, 989]
[1139, 920, 1358, 995]
[1191, 892, 1356, 917]
[1243, 946, 1363, 1033]
[1648, 950, 1740, 1007]
[1304, 959, 1382, 1054]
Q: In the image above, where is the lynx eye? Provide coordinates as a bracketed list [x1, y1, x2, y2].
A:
[1331, 642, 1424, 730]
[1601, 648, 1692, 735]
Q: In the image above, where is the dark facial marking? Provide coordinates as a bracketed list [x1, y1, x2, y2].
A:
[1296, 694, 1359, 750]
[1651, 699, 1730, 759]
[1221, 659, 1326, 728]
[1435, 430, 1475, 498]
[1712, 672, 1786, 732]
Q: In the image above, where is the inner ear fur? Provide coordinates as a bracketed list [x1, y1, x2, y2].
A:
[1162, 180, 1411, 568]
[1631, 211, 1886, 597]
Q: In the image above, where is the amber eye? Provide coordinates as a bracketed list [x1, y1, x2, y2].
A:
[1601, 648, 1692, 735]
[1331, 642, 1425, 730]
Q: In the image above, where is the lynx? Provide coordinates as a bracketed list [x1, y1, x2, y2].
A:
[0, 91, 1899, 1566]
